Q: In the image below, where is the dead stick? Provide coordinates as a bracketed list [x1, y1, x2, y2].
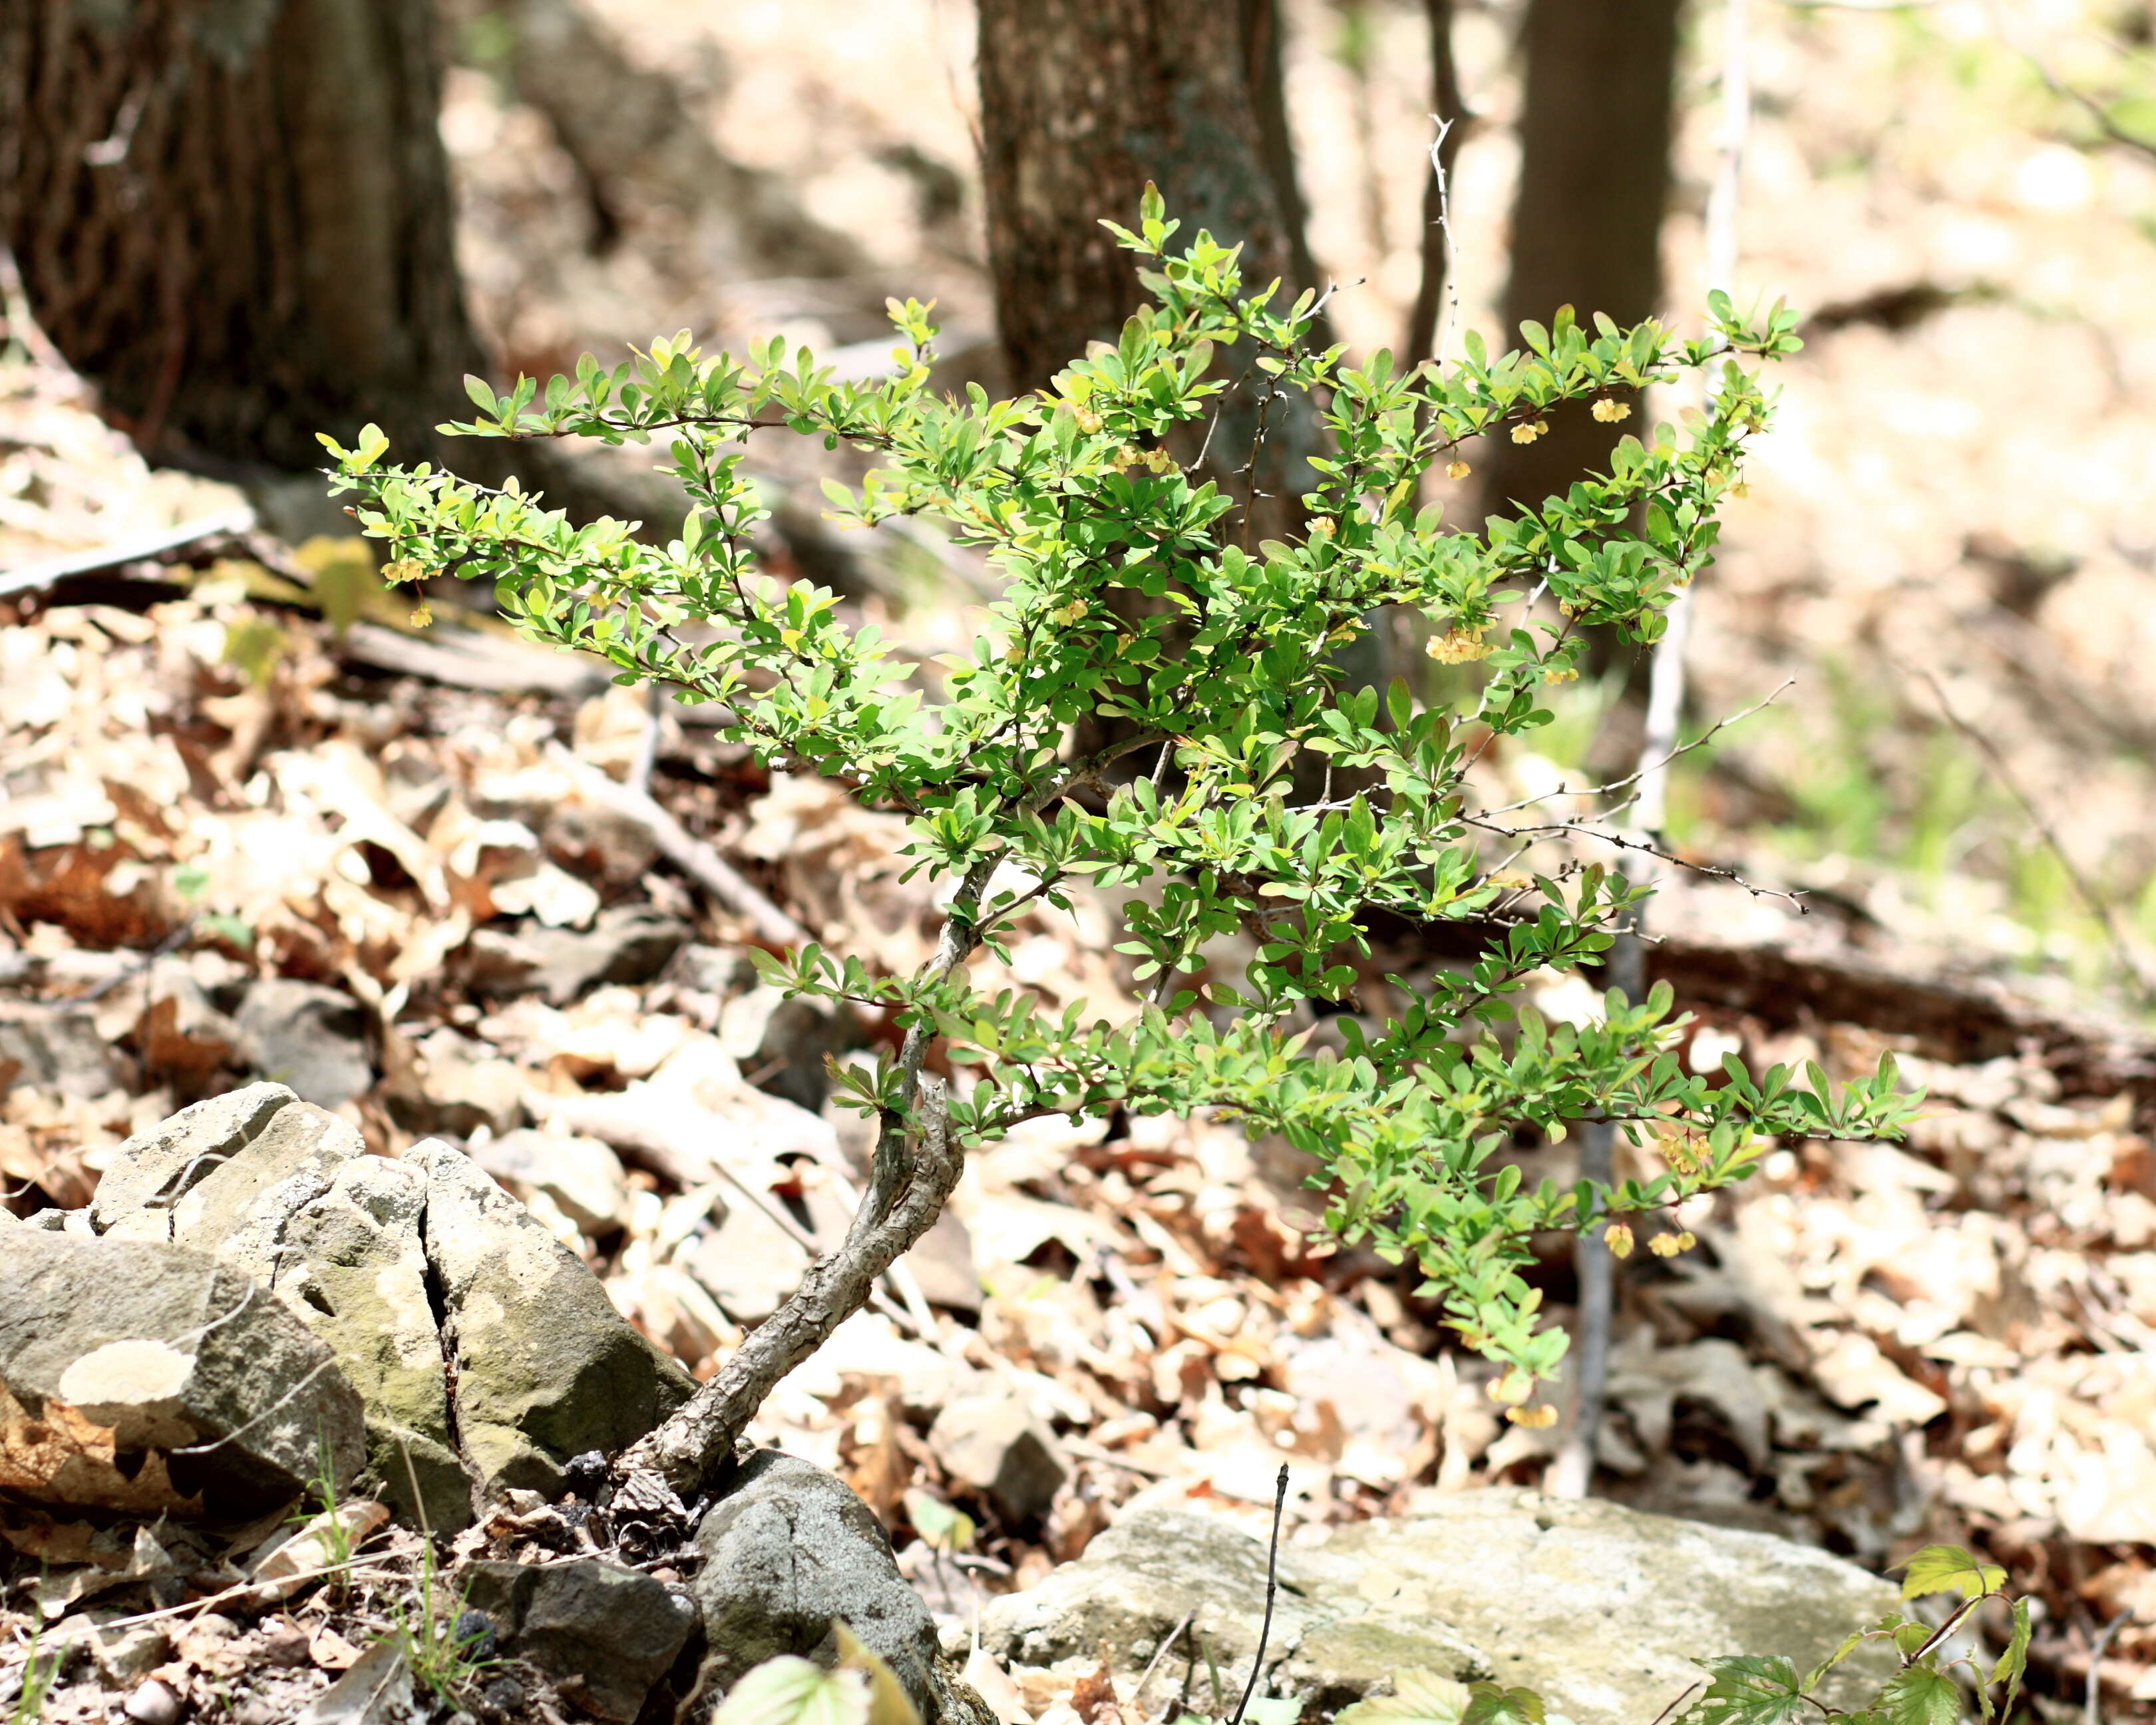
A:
[1227, 1465, 1290, 1725]
[546, 745, 810, 948]
[1909, 667, 2155, 1005]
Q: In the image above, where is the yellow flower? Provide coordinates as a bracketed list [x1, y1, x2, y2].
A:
[1602, 1221, 1634, 1259]
[1542, 665, 1579, 685]
[382, 558, 426, 586]
[1505, 1403, 1558, 1428]
[1660, 1130, 1707, 1174]
[1075, 407, 1103, 433]
[1425, 626, 1490, 665]
[1447, 460, 1472, 481]
[1308, 516, 1335, 536]
[408, 600, 433, 629]
[1592, 399, 1631, 423]
[1509, 421, 1548, 445]
[1648, 1229, 1697, 1258]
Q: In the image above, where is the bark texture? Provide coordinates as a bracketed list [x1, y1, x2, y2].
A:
[1, 0, 482, 469]
[1478, 0, 1683, 514]
[976, 0, 1318, 392]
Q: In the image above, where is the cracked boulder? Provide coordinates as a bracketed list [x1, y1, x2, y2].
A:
[693, 1450, 995, 1725]
[0, 1230, 365, 1518]
[405, 1137, 693, 1497]
[980, 1491, 1902, 1725]
[87, 1084, 466, 1530]
[84, 1085, 694, 1523]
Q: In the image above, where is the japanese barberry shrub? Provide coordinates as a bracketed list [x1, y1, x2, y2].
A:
[323, 189, 1916, 1494]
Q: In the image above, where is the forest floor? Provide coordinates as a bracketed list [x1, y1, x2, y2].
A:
[8, 1, 2156, 1718]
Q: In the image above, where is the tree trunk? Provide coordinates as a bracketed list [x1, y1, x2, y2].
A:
[977, 0, 1350, 767]
[1477, 0, 1682, 516]
[1, 0, 481, 473]
[976, 0, 1319, 393]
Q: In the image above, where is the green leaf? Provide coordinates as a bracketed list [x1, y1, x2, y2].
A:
[1334, 1670, 1475, 1725]
[1875, 1665, 1962, 1725]
[1244, 1700, 1303, 1725]
[1895, 1545, 2005, 1603]
[834, 1623, 923, 1725]
[1989, 1598, 2030, 1718]
[1801, 1629, 1869, 1693]
[1461, 1683, 1544, 1725]
[709, 1656, 870, 1725]
[1688, 1656, 1809, 1725]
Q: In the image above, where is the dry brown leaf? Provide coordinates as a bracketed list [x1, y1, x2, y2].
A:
[1069, 1651, 1121, 1725]
[0, 1378, 205, 1517]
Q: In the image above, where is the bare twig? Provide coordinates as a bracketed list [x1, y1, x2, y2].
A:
[1550, 0, 1752, 1503]
[1459, 815, 1807, 906]
[1473, 679, 1793, 817]
[0, 508, 258, 599]
[1908, 666, 2156, 1004]
[545, 744, 809, 948]
[1403, 0, 1468, 374]
[1983, 2, 2156, 164]
[1227, 1465, 1292, 1725]
[2088, 1610, 2134, 1725]
[1136, 1610, 1198, 1723]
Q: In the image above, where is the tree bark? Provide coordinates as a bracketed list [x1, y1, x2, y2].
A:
[1477, 0, 1682, 515]
[1, 0, 482, 471]
[976, 0, 1319, 393]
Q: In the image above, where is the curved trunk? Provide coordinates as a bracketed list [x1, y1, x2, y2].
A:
[1, 0, 480, 470]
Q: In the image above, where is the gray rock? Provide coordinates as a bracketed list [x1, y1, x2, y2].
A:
[460, 1559, 696, 1723]
[542, 800, 660, 890]
[234, 980, 374, 1109]
[900, 1208, 982, 1318]
[687, 1194, 813, 1326]
[471, 1129, 629, 1236]
[929, 1394, 1067, 1523]
[693, 1451, 986, 1725]
[88, 1087, 689, 1523]
[981, 1492, 1902, 1725]
[87, 1083, 460, 1527]
[265, 1155, 470, 1533]
[408, 1139, 694, 1497]
[0, 1008, 120, 1098]
[96, 1083, 365, 1248]
[466, 905, 692, 1004]
[89, 1083, 297, 1233]
[0, 1230, 365, 1517]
